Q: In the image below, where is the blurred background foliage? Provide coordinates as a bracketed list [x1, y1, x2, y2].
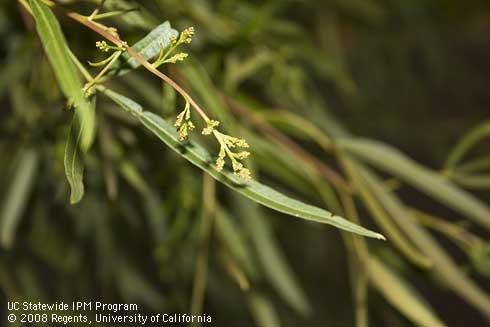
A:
[1, 0, 490, 326]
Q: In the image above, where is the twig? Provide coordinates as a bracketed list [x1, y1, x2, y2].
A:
[66, 12, 211, 122]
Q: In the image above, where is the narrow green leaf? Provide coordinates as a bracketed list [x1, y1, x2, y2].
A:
[0, 149, 38, 249]
[215, 208, 257, 277]
[355, 161, 490, 319]
[102, 89, 385, 239]
[110, 21, 178, 77]
[248, 293, 281, 327]
[29, 0, 95, 151]
[119, 160, 151, 196]
[456, 155, 490, 174]
[101, 88, 142, 116]
[341, 157, 432, 268]
[64, 97, 95, 204]
[339, 138, 490, 232]
[367, 257, 446, 327]
[446, 121, 490, 168]
[234, 194, 311, 316]
[260, 110, 333, 150]
[450, 173, 490, 190]
[224, 50, 274, 91]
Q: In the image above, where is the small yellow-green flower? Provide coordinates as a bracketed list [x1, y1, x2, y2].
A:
[216, 146, 226, 172]
[232, 162, 252, 181]
[213, 131, 252, 180]
[179, 27, 195, 44]
[174, 100, 194, 141]
[164, 52, 188, 64]
[202, 120, 220, 135]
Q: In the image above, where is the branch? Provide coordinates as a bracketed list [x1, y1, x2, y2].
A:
[65, 12, 211, 122]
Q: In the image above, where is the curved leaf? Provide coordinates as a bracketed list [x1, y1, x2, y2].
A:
[248, 293, 281, 327]
[233, 194, 311, 316]
[339, 138, 490, 231]
[355, 161, 490, 319]
[64, 97, 95, 204]
[451, 173, 490, 190]
[30, 0, 95, 151]
[0, 149, 38, 248]
[341, 156, 432, 268]
[101, 89, 385, 239]
[368, 257, 446, 327]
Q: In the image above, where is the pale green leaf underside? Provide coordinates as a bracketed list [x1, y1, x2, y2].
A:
[339, 138, 490, 231]
[30, 0, 95, 151]
[102, 89, 385, 239]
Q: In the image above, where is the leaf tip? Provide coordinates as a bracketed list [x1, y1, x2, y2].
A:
[69, 190, 84, 204]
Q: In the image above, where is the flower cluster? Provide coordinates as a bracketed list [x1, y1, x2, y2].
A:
[159, 27, 252, 181]
[152, 26, 195, 68]
[164, 52, 188, 64]
[84, 40, 128, 95]
[174, 26, 195, 45]
[214, 131, 251, 180]
[174, 100, 195, 141]
[95, 40, 127, 53]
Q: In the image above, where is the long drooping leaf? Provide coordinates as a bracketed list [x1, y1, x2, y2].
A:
[233, 193, 311, 316]
[450, 173, 490, 190]
[339, 138, 490, 231]
[29, 0, 95, 151]
[367, 256, 446, 327]
[248, 293, 281, 327]
[64, 97, 94, 204]
[101, 89, 385, 239]
[0, 149, 38, 249]
[109, 21, 178, 77]
[215, 208, 257, 277]
[353, 159, 490, 319]
[341, 157, 432, 268]
[260, 110, 333, 150]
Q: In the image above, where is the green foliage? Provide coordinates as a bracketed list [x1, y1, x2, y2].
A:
[340, 138, 490, 231]
[2, 0, 490, 326]
[64, 97, 95, 204]
[0, 149, 38, 248]
[367, 256, 445, 327]
[111, 21, 178, 76]
[102, 88, 382, 238]
[29, 0, 95, 151]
